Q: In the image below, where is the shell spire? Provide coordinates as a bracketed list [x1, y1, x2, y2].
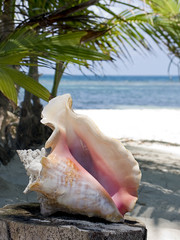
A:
[18, 94, 141, 222]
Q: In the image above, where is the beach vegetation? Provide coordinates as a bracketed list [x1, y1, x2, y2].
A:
[0, 0, 113, 162]
[139, 0, 180, 72]
[0, 0, 180, 163]
[0, 27, 110, 104]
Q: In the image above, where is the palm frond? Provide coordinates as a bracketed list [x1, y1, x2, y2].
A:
[0, 67, 17, 104]
[140, 0, 180, 58]
[2, 66, 51, 102]
[0, 25, 111, 103]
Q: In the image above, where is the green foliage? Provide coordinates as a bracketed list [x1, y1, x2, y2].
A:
[0, 68, 17, 104]
[1, 0, 180, 103]
[142, 0, 180, 59]
[91, 0, 180, 61]
[0, 66, 50, 104]
[0, 26, 111, 103]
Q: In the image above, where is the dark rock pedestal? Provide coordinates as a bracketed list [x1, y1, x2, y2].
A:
[0, 203, 147, 240]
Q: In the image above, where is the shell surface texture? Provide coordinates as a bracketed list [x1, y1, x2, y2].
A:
[18, 94, 141, 222]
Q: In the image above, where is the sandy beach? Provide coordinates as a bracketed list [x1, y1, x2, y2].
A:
[0, 108, 180, 240]
[76, 108, 180, 144]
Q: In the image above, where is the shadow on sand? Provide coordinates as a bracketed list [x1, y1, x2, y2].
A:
[126, 144, 180, 225]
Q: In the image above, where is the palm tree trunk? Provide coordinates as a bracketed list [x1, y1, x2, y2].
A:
[51, 25, 67, 97]
[0, 92, 15, 165]
[51, 61, 66, 97]
[16, 57, 51, 149]
[0, 0, 16, 164]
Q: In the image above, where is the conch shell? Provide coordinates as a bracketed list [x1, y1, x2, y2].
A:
[18, 94, 141, 222]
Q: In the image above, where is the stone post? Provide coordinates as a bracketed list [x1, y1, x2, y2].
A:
[0, 203, 147, 240]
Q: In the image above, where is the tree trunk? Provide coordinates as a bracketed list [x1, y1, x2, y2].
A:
[3, 0, 14, 36]
[16, 58, 51, 149]
[51, 61, 66, 97]
[0, 0, 16, 165]
[0, 93, 16, 165]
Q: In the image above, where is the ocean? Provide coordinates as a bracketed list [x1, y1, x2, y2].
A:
[37, 75, 180, 109]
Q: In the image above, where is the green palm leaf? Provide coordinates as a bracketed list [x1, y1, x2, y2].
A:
[0, 68, 17, 104]
[0, 26, 111, 103]
[0, 27, 111, 66]
[1, 66, 51, 102]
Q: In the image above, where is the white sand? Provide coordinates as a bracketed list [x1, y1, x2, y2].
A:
[0, 108, 180, 240]
[76, 108, 180, 154]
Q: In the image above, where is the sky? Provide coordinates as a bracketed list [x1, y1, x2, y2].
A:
[38, 2, 179, 77]
[39, 43, 178, 76]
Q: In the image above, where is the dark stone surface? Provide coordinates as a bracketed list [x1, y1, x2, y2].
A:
[0, 203, 147, 240]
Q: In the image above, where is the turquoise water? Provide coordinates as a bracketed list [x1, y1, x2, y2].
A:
[21, 75, 180, 109]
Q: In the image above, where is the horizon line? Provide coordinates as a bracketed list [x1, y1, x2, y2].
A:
[40, 74, 180, 77]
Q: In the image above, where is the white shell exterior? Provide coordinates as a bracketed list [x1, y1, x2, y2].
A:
[17, 148, 45, 193]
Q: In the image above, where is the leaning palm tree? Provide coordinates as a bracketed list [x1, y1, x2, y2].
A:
[0, 27, 111, 151]
[0, 0, 113, 104]
[0, 0, 112, 162]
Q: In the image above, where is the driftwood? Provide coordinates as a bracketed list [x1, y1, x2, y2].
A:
[0, 203, 147, 240]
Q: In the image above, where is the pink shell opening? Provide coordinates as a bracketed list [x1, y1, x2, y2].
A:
[41, 94, 141, 218]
